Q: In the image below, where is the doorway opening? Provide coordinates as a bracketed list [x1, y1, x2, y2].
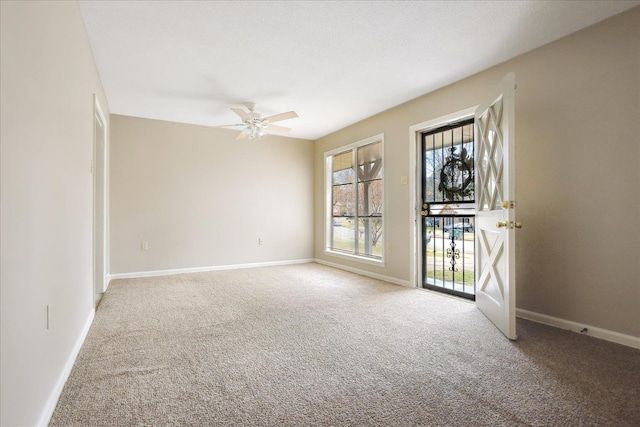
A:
[93, 96, 107, 307]
[420, 118, 476, 300]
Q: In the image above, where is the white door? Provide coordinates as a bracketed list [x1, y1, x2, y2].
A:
[474, 73, 517, 340]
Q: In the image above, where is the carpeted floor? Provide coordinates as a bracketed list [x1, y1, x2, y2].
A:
[51, 263, 640, 426]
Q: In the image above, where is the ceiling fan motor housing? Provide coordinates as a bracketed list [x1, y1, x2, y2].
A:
[226, 103, 298, 140]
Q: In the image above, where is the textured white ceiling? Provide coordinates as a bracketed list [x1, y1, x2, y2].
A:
[78, 1, 639, 140]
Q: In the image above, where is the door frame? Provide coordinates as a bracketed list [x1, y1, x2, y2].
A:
[409, 106, 477, 287]
[93, 94, 108, 302]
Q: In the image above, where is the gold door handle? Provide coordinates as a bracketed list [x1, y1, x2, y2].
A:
[496, 221, 522, 229]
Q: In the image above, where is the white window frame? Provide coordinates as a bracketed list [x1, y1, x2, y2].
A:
[324, 134, 385, 266]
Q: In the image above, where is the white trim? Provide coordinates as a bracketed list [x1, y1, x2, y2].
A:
[93, 94, 108, 296]
[324, 133, 385, 157]
[38, 309, 95, 427]
[324, 249, 384, 267]
[408, 107, 478, 288]
[107, 259, 315, 281]
[103, 100, 111, 292]
[314, 258, 411, 288]
[517, 308, 640, 350]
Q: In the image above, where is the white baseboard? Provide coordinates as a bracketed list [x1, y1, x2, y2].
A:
[313, 258, 412, 288]
[37, 308, 95, 426]
[108, 259, 315, 281]
[516, 308, 640, 350]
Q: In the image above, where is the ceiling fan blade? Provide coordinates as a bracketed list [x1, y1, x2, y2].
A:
[214, 123, 244, 128]
[263, 111, 298, 123]
[231, 107, 251, 121]
[236, 131, 248, 140]
[265, 124, 291, 133]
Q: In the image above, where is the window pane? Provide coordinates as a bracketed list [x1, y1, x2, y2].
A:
[424, 121, 474, 203]
[332, 183, 354, 216]
[357, 142, 382, 180]
[424, 134, 436, 203]
[358, 218, 383, 258]
[434, 132, 444, 202]
[332, 151, 353, 184]
[333, 168, 353, 186]
[357, 179, 382, 216]
[331, 218, 355, 253]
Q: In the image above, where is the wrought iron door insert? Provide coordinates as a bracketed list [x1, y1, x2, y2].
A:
[421, 119, 476, 299]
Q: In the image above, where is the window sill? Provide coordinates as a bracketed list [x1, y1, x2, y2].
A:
[324, 249, 385, 267]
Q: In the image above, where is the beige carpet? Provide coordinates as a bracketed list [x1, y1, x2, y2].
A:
[51, 263, 640, 426]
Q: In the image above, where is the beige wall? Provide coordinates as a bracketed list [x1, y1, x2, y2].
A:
[109, 115, 314, 274]
[314, 8, 640, 337]
[1, 4, 637, 425]
[0, 2, 110, 425]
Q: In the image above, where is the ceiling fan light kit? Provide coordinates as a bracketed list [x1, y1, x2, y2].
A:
[222, 102, 298, 141]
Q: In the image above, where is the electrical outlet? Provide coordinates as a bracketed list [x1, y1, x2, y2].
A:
[400, 175, 408, 185]
[141, 241, 148, 250]
[258, 238, 263, 246]
[387, 243, 392, 253]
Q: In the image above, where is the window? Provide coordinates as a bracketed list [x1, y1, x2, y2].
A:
[325, 135, 383, 263]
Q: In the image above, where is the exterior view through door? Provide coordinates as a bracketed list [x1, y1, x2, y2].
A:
[418, 73, 518, 340]
[420, 119, 476, 300]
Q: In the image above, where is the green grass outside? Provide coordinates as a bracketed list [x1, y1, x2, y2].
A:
[332, 237, 383, 257]
[426, 269, 474, 286]
[332, 219, 383, 257]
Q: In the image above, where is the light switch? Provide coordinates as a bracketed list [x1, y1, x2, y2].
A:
[400, 175, 408, 185]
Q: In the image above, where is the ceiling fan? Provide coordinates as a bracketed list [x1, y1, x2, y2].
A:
[218, 102, 298, 140]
